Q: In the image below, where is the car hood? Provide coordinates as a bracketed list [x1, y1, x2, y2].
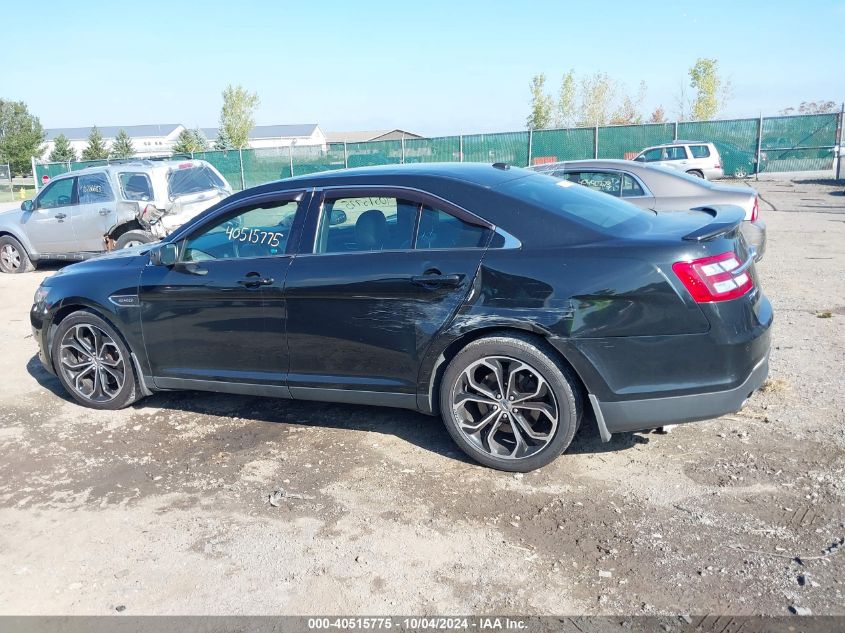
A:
[44, 243, 155, 283]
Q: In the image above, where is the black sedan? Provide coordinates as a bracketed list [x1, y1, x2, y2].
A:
[30, 163, 772, 471]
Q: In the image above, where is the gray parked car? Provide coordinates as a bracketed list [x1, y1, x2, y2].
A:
[0, 159, 231, 273]
[530, 159, 765, 259]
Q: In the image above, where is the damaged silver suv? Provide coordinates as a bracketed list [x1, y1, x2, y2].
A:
[0, 159, 232, 273]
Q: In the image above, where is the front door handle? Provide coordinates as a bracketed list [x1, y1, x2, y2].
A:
[99, 208, 112, 215]
[55, 213, 67, 220]
[411, 273, 462, 287]
[238, 273, 274, 288]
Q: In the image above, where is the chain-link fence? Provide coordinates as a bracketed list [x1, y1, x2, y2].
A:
[32, 112, 842, 193]
[0, 164, 13, 201]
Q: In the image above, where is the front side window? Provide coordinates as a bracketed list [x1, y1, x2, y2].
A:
[78, 173, 115, 204]
[182, 199, 300, 261]
[35, 177, 76, 209]
[119, 172, 153, 201]
[640, 148, 663, 162]
[689, 145, 711, 158]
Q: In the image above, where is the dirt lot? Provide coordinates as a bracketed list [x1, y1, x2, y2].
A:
[0, 177, 843, 616]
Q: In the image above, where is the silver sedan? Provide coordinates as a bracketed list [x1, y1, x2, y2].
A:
[530, 159, 766, 260]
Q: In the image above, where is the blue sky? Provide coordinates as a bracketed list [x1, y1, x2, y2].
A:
[5, 0, 844, 135]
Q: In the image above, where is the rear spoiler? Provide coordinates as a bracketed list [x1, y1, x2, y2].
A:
[683, 205, 746, 241]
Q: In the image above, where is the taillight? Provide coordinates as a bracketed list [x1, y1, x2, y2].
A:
[672, 252, 753, 303]
[750, 196, 759, 222]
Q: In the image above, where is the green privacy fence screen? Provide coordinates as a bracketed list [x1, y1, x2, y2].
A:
[33, 112, 841, 192]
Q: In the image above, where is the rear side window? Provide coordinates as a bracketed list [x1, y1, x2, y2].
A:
[665, 146, 688, 160]
[78, 173, 114, 204]
[562, 171, 622, 196]
[689, 145, 711, 158]
[498, 175, 649, 231]
[167, 165, 226, 198]
[119, 172, 153, 201]
[621, 174, 645, 197]
[417, 206, 488, 249]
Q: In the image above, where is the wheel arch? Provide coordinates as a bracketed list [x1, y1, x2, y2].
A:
[0, 229, 37, 259]
[421, 325, 590, 417]
[106, 219, 146, 241]
[47, 301, 130, 370]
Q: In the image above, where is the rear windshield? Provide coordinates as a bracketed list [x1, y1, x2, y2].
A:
[498, 173, 651, 232]
[167, 165, 227, 198]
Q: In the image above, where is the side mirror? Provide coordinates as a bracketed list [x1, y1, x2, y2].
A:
[633, 155, 645, 162]
[150, 243, 178, 267]
[21, 200, 34, 212]
[330, 209, 347, 226]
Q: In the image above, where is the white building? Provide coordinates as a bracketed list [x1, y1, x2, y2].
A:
[201, 124, 326, 149]
[43, 123, 327, 162]
[44, 124, 185, 160]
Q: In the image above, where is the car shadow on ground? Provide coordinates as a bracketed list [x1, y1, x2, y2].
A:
[26, 354, 643, 463]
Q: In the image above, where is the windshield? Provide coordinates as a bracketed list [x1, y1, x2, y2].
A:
[167, 165, 227, 199]
[498, 173, 651, 232]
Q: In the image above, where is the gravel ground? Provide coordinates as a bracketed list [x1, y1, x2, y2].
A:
[0, 177, 842, 616]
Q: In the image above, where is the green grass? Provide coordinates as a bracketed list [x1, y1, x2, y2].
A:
[0, 188, 34, 203]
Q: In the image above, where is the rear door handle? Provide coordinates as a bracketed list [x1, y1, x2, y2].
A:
[55, 213, 67, 220]
[411, 273, 461, 287]
[238, 273, 274, 288]
[99, 208, 112, 215]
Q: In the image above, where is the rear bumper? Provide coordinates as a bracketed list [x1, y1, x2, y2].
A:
[590, 353, 769, 436]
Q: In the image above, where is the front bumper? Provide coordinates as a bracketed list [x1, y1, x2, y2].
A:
[590, 353, 769, 437]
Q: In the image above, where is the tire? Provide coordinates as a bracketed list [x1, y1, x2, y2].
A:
[686, 170, 704, 179]
[115, 230, 154, 249]
[733, 166, 748, 179]
[51, 310, 141, 410]
[439, 333, 582, 472]
[0, 235, 34, 274]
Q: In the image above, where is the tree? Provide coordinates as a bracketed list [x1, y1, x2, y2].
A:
[555, 70, 577, 128]
[648, 106, 667, 123]
[109, 129, 135, 159]
[0, 99, 46, 175]
[688, 58, 729, 121]
[81, 126, 109, 160]
[218, 84, 259, 149]
[526, 74, 553, 130]
[214, 126, 234, 151]
[578, 73, 617, 126]
[48, 133, 77, 162]
[780, 100, 837, 116]
[172, 128, 209, 154]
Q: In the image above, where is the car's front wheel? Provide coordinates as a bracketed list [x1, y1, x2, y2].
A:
[686, 169, 705, 178]
[439, 334, 582, 472]
[733, 165, 749, 178]
[0, 236, 34, 274]
[51, 311, 141, 410]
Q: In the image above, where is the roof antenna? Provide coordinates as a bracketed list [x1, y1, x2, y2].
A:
[492, 162, 510, 170]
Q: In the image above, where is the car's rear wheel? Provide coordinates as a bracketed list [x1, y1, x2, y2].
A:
[115, 230, 154, 249]
[686, 169, 705, 178]
[0, 236, 34, 274]
[439, 334, 582, 472]
[51, 311, 140, 410]
[733, 166, 749, 178]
